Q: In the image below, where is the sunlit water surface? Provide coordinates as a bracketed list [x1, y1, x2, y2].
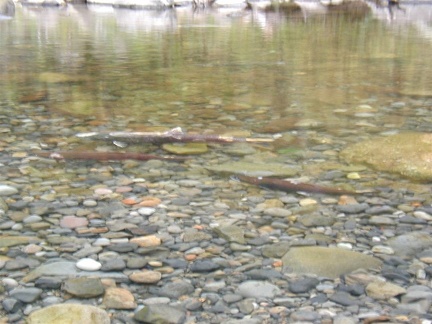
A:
[1, 3, 432, 186]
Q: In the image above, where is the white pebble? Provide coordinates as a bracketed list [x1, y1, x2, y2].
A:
[413, 211, 432, 221]
[138, 207, 156, 216]
[0, 185, 18, 196]
[337, 242, 353, 250]
[76, 258, 102, 271]
[2, 278, 19, 288]
[83, 199, 98, 207]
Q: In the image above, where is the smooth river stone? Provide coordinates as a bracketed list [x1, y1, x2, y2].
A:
[76, 258, 102, 271]
[281, 246, 382, 279]
[0, 185, 18, 196]
[27, 304, 110, 324]
[60, 216, 89, 229]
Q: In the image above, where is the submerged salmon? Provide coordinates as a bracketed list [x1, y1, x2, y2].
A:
[233, 174, 359, 195]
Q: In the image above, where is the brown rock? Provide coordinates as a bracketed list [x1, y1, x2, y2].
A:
[130, 235, 161, 247]
[103, 287, 136, 309]
[129, 270, 162, 284]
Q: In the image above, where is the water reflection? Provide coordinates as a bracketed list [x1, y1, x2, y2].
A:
[0, 2, 431, 135]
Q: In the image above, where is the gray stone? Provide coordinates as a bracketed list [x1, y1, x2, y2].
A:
[387, 231, 432, 257]
[158, 281, 194, 298]
[237, 298, 255, 314]
[336, 203, 369, 214]
[261, 242, 291, 258]
[329, 291, 359, 306]
[134, 304, 186, 324]
[282, 246, 382, 279]
[298, 214, 336, 227]
[9, 287, 43, 303]
[289, 277, 320, 294]
[190, 260, 220, 272]
[63, 277, 105, 298]
[213, 225, 245, 244]
[236, 280, 281, 299]
[22, 261, 128, 283]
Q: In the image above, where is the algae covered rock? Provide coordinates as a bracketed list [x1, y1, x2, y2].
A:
[340, 132, 432, 181]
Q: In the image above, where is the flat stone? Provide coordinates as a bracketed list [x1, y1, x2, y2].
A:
[236, 280, 281, 298]
[340, 132, 432, 181]
[289, 277, 320, 294]
[0, 184, 18, 196]
[60, 216, 89, 229]
[134, 304, 186, 324]
[103, 287, 137, 309]
[27, 304, 110, 324]
[0, 235, 41, 248]
[158, 280, 194, 298]
[281, 246, 382, 279]
[387, 231, 432, 257]
[9, 287, 43, 303]
[129, 270, 162, 284]
[213, 225, 245, 244]
[63, 277, 105, 298]
[365, 281, 406, 300]
[162, 143, 208, 155]
[190, 260, 221, 272]
[22, 261, 128, 283]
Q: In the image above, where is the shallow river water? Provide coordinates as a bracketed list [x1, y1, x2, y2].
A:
[1, 3, 432, 184]
[2, 3, 432, 323]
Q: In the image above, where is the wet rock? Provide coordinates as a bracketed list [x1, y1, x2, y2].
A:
[158, 280, 194, 298]
[129, 270, 162, 284]
[27, 304, 110, 324]
[298, 214, 336, 227]
[213, 225, 245, 244]
[76, 258, 102, 271]
[329, 291, 359, 306]
[190, 259, 221, 272]
[0, 184, 18, 196]
[134, 304, 186, 324]
[63, 277, 105, 298]
[365, 281, 406, 300]
[289, 277, 320, 294]
[282, 246, 382, 279]
[336, 203, 369, 214]
[9, 287, 43, 303]
[236, 280, 281, 298]
[162, 143, 208, 155]
[387, 231, 432, 257]
[103, 287, 137, 309]
[340, 132, 432, 181]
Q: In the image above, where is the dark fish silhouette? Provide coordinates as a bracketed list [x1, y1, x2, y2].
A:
[233, 174, 359, 195]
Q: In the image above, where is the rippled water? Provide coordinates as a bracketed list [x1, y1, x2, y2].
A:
[1, 3, 432, 184]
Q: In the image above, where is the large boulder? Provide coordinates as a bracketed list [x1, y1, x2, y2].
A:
[340, 132, 432, 182]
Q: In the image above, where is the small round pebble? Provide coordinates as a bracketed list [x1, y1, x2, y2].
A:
[76, 258, 102, 271]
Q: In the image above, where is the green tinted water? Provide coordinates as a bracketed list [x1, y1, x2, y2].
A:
[1, 4, 432, 134]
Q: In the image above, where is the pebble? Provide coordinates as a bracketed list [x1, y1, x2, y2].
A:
[0, 184, 19, 196]
[76, 258, 102, 271]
